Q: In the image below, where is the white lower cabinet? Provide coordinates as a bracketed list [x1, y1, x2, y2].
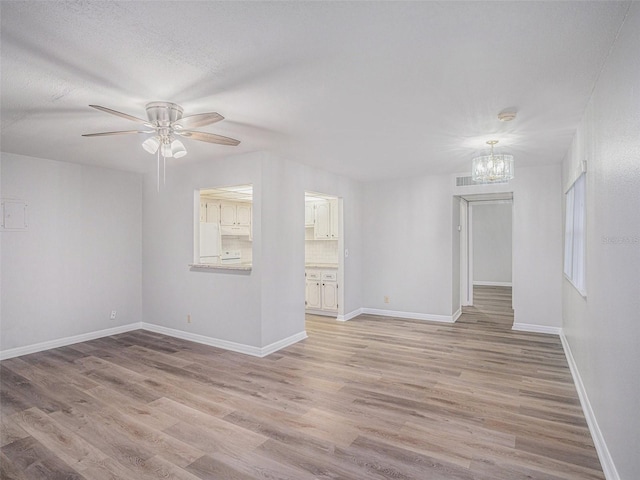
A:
[305, 268, 338, 315]
[305, 279, 322, 310]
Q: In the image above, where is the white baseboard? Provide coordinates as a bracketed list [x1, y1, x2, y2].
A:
[337, 308, 363, 322]
[473, 281, 513, 287]
[560, 332, 619, 480]
[0, 323, 142, 361]
[452, 307, 462, 322]
[141, 323, 306, 358]
[260, 331, 308, 357]
[305, 309, 337, 318]
[0, 321, 307, 361]
[511, 323, 562, 335]
[361, 308, 455, 323]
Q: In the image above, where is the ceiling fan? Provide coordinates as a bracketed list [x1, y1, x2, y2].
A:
[82, 101, 240, 159]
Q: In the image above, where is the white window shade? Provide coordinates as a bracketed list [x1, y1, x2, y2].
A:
[564, 173, 586, 295]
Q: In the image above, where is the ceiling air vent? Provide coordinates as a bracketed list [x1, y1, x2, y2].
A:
[456, 175, 476, 186]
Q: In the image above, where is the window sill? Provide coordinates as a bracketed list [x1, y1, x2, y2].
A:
[564, 274, 587, 299]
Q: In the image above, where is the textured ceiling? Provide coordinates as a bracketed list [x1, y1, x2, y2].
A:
[0, 1, 631, 182]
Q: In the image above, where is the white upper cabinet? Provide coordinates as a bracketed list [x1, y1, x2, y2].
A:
[329, 199, 339, 239]
[312, 200, 339, 240]
[314, 202, 331, 239]
[220, 202, 251, 226]
[236, 204, 251, 226]
[305, 203, 315, 227]
[206, 202, 220, 223]
[200, 201, 220, 223]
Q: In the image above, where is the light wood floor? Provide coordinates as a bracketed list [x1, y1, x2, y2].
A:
[1, 288, 603, 479]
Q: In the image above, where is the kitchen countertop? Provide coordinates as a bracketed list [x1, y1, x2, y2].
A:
[305, 263, 338, 269]
[189, 263, 252, 271]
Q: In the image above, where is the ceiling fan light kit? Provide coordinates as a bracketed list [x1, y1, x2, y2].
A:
[83, 101, 240, 189]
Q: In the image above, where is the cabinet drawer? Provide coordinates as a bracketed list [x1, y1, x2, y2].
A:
[321, 272, 337, 281]
[306, 271, 321, 280]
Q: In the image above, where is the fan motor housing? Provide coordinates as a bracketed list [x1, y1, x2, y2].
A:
[146, 101, 184, 126]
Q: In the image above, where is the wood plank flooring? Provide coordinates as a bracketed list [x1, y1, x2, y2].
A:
[1, 288, 603, 479]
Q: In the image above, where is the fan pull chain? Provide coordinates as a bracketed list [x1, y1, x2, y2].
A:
[156, 149, 160, 192]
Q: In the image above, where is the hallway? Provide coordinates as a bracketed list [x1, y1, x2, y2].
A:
[460, 285, 514, 330]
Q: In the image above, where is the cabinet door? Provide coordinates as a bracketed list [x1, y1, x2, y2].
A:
[205, 202, 220, 223]
[305, 204, 315, 227]
[199, 201, 207, 223]
[220, 203, 236, 225]
[329, 199, 339, 239]
[321, 281, 338, 311]
[306, 280, 322, 309]
[314, 202, 331, 239]
[236, 204, 251, 226]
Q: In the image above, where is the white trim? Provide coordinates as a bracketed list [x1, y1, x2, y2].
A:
[473, 281, 512, 287]
[468, 203, 474, 306]
[511, 323, 562, 335]
[560, 333, 619, 480]
[0, 321, 307, 361]
[260, 331, 308, 357]
[361, 308, 455, 323]
[0, 323, 142, 361]
[452, 307, 462, 322]
[141, 322, 306, 358]
[305, 309, 337, 318]
[337, 308, 363, 322]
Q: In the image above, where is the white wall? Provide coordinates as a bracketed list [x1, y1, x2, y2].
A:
[472, 202, 512, 285]
[259, 155, 304, 346]
[511, 165, 563, 329]
[142, 152, 264, 347]
[562, 4, 640, 478]
[0, 153, 142, 352]
[362, 175, 454, 317]
[142, 152, 363, 348]
[299, 162, 364, 318]
[364, 164, 562, 328]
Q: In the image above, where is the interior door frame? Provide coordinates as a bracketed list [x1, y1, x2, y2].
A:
[459, 194, 514, 308]
[304, 191, 344, 320]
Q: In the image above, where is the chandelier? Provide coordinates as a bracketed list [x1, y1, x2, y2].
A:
[471, 140, 514, 183]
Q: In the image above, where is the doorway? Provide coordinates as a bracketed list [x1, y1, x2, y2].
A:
[459, 193, 513, 313]
[304, 191, 343, 321]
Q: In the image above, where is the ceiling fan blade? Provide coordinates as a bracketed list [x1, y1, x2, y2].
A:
[174, 112, 224, 129]
[177, 130, 240, 146]
[82, 130, 151, 137]
[89, 105, 149, 124]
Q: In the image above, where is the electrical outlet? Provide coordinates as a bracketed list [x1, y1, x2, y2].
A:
[384, 296, 390, 304]
[187, 314, 191, 324]
[110, 310, 117, 319]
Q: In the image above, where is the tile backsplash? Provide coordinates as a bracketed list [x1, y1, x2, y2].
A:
[305, 239, 338, 264]
[221, 237, 253, 263]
